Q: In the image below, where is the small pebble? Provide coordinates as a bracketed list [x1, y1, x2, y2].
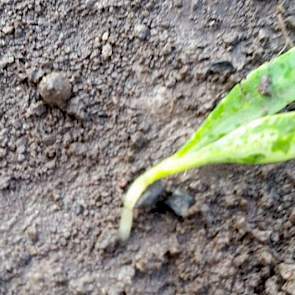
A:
[223, 31, 239, 45]
[165, 189, 195, 217]
[26, 225, 38, 243]
[251, 229, 271, 243]
[84, 0, 96, 8]
[38, 72, 72, 109]
[134, 24, 150, 40]
[0, 55, 14, 69]
[279, 263, 295, 281]
[257, 249, 273, 266]
[224, 194, 237, 207]
[95, 229, 118, 251]
[102, 31, 109, 41]
[233, 252, 249, 267]
[2, 25, 14, 35]
[102, 44, 112, 60]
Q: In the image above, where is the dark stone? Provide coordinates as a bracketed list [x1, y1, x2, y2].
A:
[135, 181, 165, 208]
[165, 189, 195, 217]
[207, 61, 235, 76]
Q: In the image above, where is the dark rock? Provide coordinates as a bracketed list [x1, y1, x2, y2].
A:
[38, 72, 72, 109]
[165, 189, 195, 217]
[135, 181, 165, 208]
[207, 61, 235, 76]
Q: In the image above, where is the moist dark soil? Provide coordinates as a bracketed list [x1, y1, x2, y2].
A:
[1, 0, 295, 294]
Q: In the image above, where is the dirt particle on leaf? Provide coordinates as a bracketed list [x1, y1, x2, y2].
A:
[258, 76, 272, 97]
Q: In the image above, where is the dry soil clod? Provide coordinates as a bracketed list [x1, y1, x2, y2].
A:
[38, 72, 72, 109]
[164, 189, 195, 217]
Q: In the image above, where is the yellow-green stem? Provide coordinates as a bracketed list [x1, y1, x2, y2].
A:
[119, 151, 211, 241]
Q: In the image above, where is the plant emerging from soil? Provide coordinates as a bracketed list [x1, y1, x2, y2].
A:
[119, 47, 295, 241]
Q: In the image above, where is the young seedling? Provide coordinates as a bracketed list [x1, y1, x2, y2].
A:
[119, 47, 295, 241]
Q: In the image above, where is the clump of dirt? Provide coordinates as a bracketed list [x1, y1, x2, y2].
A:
[1, 0, 295, 294]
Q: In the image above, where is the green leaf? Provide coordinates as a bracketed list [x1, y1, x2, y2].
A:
[119, 47, 295, 241]
[177, 112, 295, 168]
[177, 47, 295, 155]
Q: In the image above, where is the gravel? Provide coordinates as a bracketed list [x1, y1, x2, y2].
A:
[38, 72, 72, 109]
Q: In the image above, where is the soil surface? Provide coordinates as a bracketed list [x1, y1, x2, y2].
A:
[1, 0, 295, 294]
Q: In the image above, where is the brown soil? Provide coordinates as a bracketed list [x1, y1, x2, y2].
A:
[1, 0, 295, 294]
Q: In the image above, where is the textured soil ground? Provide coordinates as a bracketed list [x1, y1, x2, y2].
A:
[1, 0, 295, 294]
